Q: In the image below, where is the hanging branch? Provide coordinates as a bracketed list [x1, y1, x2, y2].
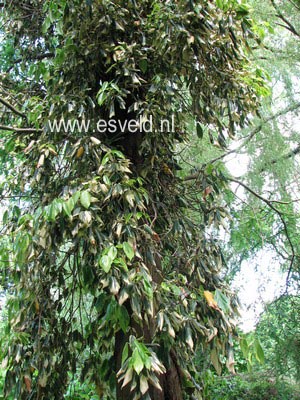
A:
[183, 102, 300, 181]
[209, 101, 300, 166]
[184, 167, 297, 288]
[229, 177, 296, 289]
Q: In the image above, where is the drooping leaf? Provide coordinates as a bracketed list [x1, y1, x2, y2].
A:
[63, 197, 75, 217]
[132, 349, 144, 375]
[123, 242, 135, 261]
[254, 339, 265, 364]
[80, 191, 91, 209]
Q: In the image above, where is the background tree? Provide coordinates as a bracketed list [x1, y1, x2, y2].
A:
[256, 294, 300, 381]
[222, 0, 300, 288]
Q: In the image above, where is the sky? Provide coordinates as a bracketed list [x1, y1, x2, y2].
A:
[232, 250, 288, 332]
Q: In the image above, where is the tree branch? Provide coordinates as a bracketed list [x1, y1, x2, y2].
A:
[259, 142, 300, 174]
[229, 177, 296, 289]
[0, 97, 26, 118]
[0, 124, 42, 133]
[6, 52, 54, 73]
[271, 0, 300, 38]
[183, 102, 300, 183]
[287, 0, 300, 12]
[208, 101, 300, 166]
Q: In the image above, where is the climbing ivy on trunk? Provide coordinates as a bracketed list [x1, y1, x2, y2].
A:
[0, 1, 261, 399]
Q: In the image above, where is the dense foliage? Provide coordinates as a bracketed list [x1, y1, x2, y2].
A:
[0, 1, 263, 399]
[256, 295, 300, 381]
[203, 372, 300, 400]
[1, 0, 299, 399]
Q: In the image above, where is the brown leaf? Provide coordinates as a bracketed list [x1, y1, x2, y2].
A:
[24, 375, 32, 393]
[24, 140, 35, 154]
[34, 300, 40, 313]
[76, 146, 84, 158]
[204, 290, 220, 311]
[210, 348, 222, 375]
[162, 163, 174, 176]
[203, 186, 213, 199]
[152, 232, 160, 242]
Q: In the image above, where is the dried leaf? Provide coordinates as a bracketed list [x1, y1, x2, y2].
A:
[24, 375, 32, 393]
[76, 146, 84, 158]
[204, 290, 220, 311]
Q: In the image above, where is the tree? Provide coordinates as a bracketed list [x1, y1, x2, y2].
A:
[219, 0, 300, 288]
[256, 294, 300, 381]
[0, 1, 261, 399]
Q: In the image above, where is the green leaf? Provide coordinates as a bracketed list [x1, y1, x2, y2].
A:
[216, 0, 223, 9]
[240, 337, 249, 358]
[123, 242, 135, 261]
[103, 175, 111, 185]
[80, 190, 91, 209]
[48, 200, 61, 221]
[133, 340, 149, 358]
[143, 277, 153, 300]
[97, 82, 110, 106]
[122, 343, 129, 364]
[2, 210, 8, 224]
[254, 339, 265, 364]
[132, 349, 144, 375]
[99, 255, 112, 273]
[214, 289, 231, 313]
[82, 264, 94, 287]
[107, 245, 118, 262]
[117, 305, 130, 332]
[111, 150, 125, 159]
[63, 197, 75, 217]
[144, 224, 154, 235]
[42, 16, 51, 34]
[72, 191, 81, 204]
[114, 257, 128, 271]
[56, 20, 64, 35]
[101, 153, 110, 165]
[139, 59, 148, 74]
[15, 234, 31, 265]
[94, 293, 107, 313]
[196, 122, 204, 138]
